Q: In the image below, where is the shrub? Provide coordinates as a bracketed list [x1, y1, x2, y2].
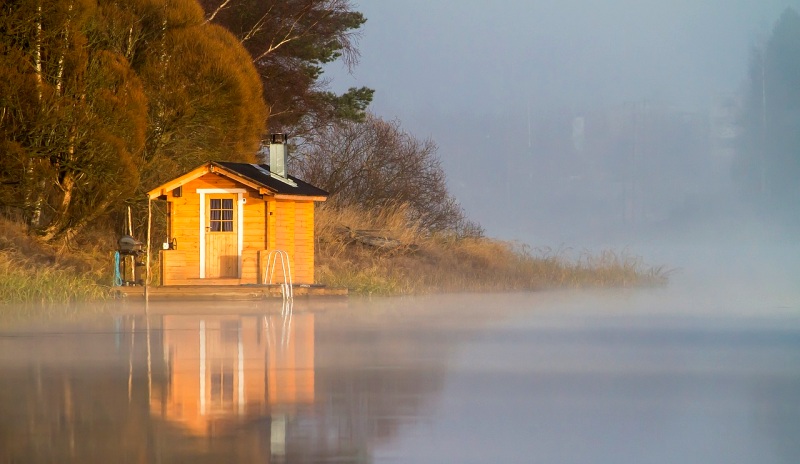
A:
[293, 114, 481, 236]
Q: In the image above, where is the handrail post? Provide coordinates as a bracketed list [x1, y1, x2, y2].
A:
[261, 250, 293, 300]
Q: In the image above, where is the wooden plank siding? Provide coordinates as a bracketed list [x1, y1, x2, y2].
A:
[241, 192, 266, 284]
[292, 202, 315, 283]
[273, 200, 316, 284]
[166, 181, 202, 283]
[158, 171, 317, 285]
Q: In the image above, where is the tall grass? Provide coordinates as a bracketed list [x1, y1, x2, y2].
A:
[315, 204, 670, 295]
[0, 217, 111, 305]
[0, 205, 671, 304]
[0, 251, 108, 304]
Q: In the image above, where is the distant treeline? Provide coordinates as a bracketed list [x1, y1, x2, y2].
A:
[734, 7, 800, 219]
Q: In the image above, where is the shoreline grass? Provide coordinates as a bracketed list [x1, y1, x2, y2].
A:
[314, 205, 670, 296]
[0, 207, 670, 305]
[0, 217, 112, 305]
[0, 251, 109, 304]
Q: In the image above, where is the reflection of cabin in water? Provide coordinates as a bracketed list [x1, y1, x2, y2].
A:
[151, 314, 315, 436]
[146, 135, 327, 286]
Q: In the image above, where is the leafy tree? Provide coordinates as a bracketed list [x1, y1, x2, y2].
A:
[292, 114, 480, 235]
[199, 0, 373, 135]
[735, 7, 800, 215]
[0, 0, 147, 241]
[0, 0, 267, 241]
[134, 7, 267, 191]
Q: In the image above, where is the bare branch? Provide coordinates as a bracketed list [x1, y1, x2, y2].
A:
[294, 115, 469, 231]
[241, 6, 275, 43]
[204, 0, 234, 23]
[252, 3, 321, 62]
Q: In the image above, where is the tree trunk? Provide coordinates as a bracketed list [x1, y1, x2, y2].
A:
[55, 1, 74, 95]
[34, 1, 43, 100]
[26, 1, 46, 227]
[38, 169, 75, 242]
[41, 194, 115, 243]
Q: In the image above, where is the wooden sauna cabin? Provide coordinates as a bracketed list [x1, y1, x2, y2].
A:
[146, 137, 327, 287]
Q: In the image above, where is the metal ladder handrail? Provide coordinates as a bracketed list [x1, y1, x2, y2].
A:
[262, 250, 293, 300]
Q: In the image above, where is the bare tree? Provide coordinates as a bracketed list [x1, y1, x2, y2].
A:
[292, 114, 481, 235]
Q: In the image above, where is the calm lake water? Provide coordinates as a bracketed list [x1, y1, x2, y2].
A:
[0, 287, 798, 463]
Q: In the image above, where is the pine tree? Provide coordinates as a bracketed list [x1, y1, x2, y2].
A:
[735, 7, 800, 216]
[199, 0, 372, 135]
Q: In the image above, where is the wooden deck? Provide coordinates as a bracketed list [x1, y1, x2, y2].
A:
[114, 284, 347, 300]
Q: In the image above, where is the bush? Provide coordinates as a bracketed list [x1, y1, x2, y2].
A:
[293, 114, 481, 235]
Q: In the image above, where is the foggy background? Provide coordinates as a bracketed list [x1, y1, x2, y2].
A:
[326, 1, 800, 295]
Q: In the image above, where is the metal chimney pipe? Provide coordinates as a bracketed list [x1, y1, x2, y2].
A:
[269, 133, 289, 179]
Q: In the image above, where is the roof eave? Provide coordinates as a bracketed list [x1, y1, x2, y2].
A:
[147, 162, 213, 199]
[209, 162, 278, 194]
[146, 161, 327, 200]
[273, 194, 328, 201]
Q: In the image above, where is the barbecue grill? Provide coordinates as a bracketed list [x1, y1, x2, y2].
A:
[115, 235, 145, 286]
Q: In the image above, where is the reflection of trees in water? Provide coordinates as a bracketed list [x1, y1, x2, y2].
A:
[281, 319, 453, 463]
[284, 366, 445, 463]
[0, 319, 161, 463]
[0, 311, 452, 463]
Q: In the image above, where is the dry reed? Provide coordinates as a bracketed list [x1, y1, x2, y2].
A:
[315, 204, 670, 295]
[0, 204, 670, 304]
[0, 217, 112, 304]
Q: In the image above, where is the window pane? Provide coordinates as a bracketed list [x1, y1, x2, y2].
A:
[209, 197, 234, 233]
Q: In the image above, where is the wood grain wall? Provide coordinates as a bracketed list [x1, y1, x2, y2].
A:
[159, 172, 317, 285]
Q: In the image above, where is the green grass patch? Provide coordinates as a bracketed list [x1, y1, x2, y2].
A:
[0, 217, 112, 305]
[0, 251, 109, 304]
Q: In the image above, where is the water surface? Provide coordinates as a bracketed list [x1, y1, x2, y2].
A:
[0, 289, 798, 463]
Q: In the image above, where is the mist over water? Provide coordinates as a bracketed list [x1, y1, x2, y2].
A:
[381, 302, 800, 464]
[1, 287, 799, 463]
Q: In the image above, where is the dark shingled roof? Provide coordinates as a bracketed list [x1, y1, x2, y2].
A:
[214, 161, 328, 197]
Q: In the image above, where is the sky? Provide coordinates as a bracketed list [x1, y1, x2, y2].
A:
[331, 1, 796, 119]
[326, 1, 800, 246]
